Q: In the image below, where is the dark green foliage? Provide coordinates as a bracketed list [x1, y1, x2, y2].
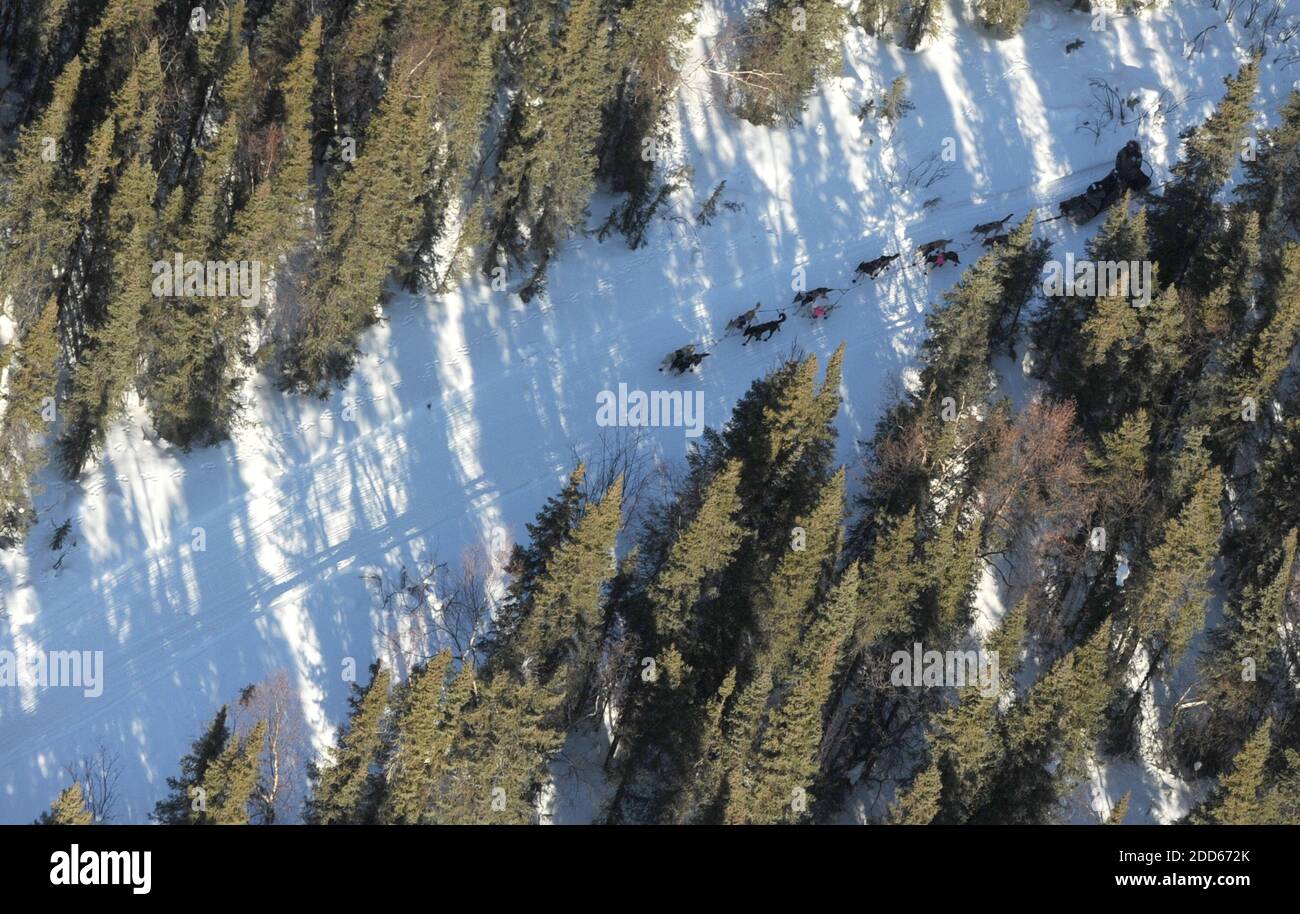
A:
[380, 651, 465, 823]
[484, 0, 619, 299]
[597, 0, 698, 247]
[152, 705, 232, 824]
[198, 720, 266, 824]
[855, 0, 902, 37]
[727, 0, 846, 126]
[1194, 718, 1300, 825]
[305, 662, 392, 824]
[1149, 59, 1259, 286]
[15, 0, 1297, 830]
[0, 298, 62, 542]
[901, 0, 942, 51]
[1239, 89, 1300, 238]
[38, 782, 94, 825]
[977, 0, 1029, 36]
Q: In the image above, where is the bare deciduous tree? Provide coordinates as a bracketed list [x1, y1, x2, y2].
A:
[573, 428, 662, 536]
[233, 670, 310, 824]
[688, 19, 790, 110]
[369, 543, 502, 671]
[64, 744, 121, 823]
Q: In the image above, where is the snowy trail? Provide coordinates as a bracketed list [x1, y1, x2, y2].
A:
[4, 163, 1108, 605]
[0, 166, 1091, 738]
[1, 0, 1288, 821]
[0, 164, 1101, 818]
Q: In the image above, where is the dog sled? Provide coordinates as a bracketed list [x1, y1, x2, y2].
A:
[1058, 142, 1154, 224]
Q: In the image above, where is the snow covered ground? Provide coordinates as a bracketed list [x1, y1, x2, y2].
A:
[2, 0, 1295, 822]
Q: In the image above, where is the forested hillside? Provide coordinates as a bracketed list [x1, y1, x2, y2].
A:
[3, 0, 1299, 825]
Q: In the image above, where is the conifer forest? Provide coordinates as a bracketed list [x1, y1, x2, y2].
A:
[2, 0, 1300, 844]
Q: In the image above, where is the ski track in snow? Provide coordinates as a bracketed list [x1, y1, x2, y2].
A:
[1, 0, 1293, 821]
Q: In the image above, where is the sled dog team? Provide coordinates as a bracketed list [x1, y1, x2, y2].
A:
[659, 228, 977, 375]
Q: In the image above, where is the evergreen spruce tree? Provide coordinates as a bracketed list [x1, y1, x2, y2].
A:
[0, 297, 61, 541]
[438, 465, 622, 828]
[1090, 194, 1150, 266]
[58, 42, 164, 477]
[283, 1, 499, 390]
[228, 15, 321, 312]
[199, 720, 266, 824]
[722, 347, 843, 530]
[2, 0, 73, 109]
[152, 705, 232, 824]
[331, 0, 404, 137]
[485, 0, 618, 299]
[919, 247, 1003, 405]
[1124, 467, 1223, 671]
[740, 565, 859, 823]
[1052, 623, 1112, 775]
[1176, 530, 1296, 771]
[646, 459, 746, 646]
[902, 0, 942, 51]
[141, 45, 257, 448]
[1217, 210, 1262, 323]
[992, 211, 1052, 347]
[401, 0, 502, 290]
[757, 468, 844, 676]
[1136, 282, 1190, 406]
[1262, 746, 1300, 824]
[1033, 197, 1147, 412]
[1087, 409, 1153, 543]
[1082, 293, 1141, 383]
[977, 0, 1029, 36]
[928, 688, 1003, 822]
[305, 663, 392, 824]
[1205, 717, 1274, 825]
[246, 0, 308, 84]
[666, 668, 738, 821]
[173, 0, 248, 187]
[1107, 790, 1131, 824]
[1149, 58, 1259, 285]
[1235, 245, 1300, 423]
[37, 783, 95, 825]
[491, 463, 588, 662]
[597, 0, 699, 246]
[68, 109, 117, 249]
[856, 0, 902, 38]
[380, 651, 462, 824]
[182, 49, 256, 253]
[891, 761, 942, 824]
[854, 510, 925, 647]
[434, 667, 565, 824]
[713, 663, 774, 823]
[0, 57, 81, 330]
[996, 623, 1111, 820]
[610, 352, 841, 824]
[605, 460, 746, 823]
[928, 504, 984, 638]
[1238, 89, 1300, 238]
[728, 0, 845, 126]
[1222, 529, 1297, 693]
[281, 38, 435, 389]
[77, 0, 156, 78]
[987, 594, 1028, 685]
[515, 476, 623, 719]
